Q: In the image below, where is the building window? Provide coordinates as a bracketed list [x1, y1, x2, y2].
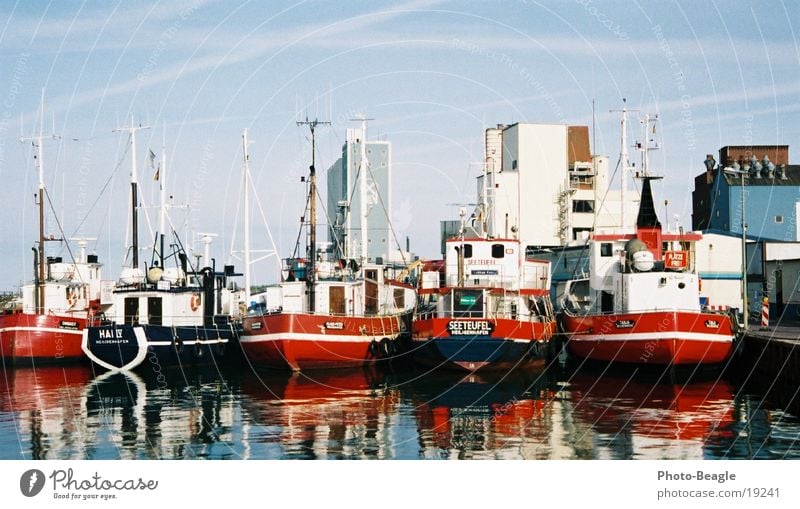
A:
[572, 200, 594, 213]
[573, 228, 592, 240]
[491, 244, 504, 258]
[601, 243, 612, 257]
[776, 215, 784, 223]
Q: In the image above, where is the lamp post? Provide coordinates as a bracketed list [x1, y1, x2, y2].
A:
[727, 168, 749, 329]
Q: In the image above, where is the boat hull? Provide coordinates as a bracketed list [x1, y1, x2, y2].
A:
[239, 313, 407, 370]
[82, 323, 235, 372]
[411, 317, 555, 371]
[561, 310, 735, 365]
[0, 313, 86, 364]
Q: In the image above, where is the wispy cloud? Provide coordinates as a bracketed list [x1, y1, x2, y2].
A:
[37, 0, 447, 117]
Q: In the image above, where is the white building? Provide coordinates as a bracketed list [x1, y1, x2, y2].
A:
[472, 123, 638, 248]
[327, 128, 393, 262]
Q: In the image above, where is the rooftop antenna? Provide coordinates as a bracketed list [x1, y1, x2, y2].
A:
[113, 115, 151, 269]
[296, 117, 331, 313]
[638, 112, 659, 177]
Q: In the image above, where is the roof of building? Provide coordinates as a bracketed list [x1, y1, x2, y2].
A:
[720, 165, 800, 186]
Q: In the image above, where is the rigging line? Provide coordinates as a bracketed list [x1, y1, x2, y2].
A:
[291, 182, 313, 260]
[314, 186, 346, 262]
[68, 135, 130, 240]
[249, 173, 281, 269]
[43, 187, 84, 284]
[365, 162, 408, 268]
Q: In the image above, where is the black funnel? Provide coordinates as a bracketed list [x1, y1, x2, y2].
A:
[636, 177, 662, 229]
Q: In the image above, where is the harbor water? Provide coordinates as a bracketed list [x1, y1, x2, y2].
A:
[1, 358, 798, 460]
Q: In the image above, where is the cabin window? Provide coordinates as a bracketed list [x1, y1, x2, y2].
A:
[511, 159, 518, 170]
[393, 288, 405, 309]
[525, 246, 538, 261]
[462, 244, 473, 258]
[775, 215, 784, 223]
[572, 200, 594, 213]
[491, 244, 504, 258]
[601, 243, 613, 257]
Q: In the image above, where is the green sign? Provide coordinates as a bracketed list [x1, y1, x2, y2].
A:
[459, 295, 477, 306]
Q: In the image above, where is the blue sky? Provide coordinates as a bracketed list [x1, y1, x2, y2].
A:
[1, 0, 798, 289]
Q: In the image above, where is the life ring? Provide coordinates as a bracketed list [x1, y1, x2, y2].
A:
[190, 293, 201, 311]
[66, 288, 78, 308]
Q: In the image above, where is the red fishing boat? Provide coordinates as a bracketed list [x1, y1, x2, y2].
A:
[239, 120, 416, 370]
[412, 233, 556, 371]
[1, 102, 108, 365]
[560, 112, 739, 365]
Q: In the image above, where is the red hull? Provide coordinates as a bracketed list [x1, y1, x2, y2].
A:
[0, 312, 86, 364]
[412, 317, 554, 342]
[240, 312, 406, 370]
[562, 310, 735, 365]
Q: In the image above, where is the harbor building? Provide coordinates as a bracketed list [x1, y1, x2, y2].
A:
[692, 145, 800, 321]
[444, 122, 639, 254]
[327, 128, 393, 262]
[692, 145, 798, 240]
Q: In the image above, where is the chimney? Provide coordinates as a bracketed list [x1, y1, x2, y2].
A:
[704, 154, 716, 184]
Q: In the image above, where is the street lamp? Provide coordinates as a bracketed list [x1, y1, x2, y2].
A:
[726, 167, 749, 329]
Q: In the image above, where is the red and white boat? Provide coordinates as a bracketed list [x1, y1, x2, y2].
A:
[239, 121, 416, 371]
[412, 232, 556, 371]
[560, 175, 738, 365]
[0, 244, 107, 364]
[1, 104, 109, 365]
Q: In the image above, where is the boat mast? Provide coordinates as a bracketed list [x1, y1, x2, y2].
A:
[296, 118, 330, 313]
[159, 126, 166, 268]
[113, 116, 151, 270]
[20, 91, 60, 312]
[611, 100, 636, 230]
[241, 128, 252, 304]
[23, 91, 51, 313]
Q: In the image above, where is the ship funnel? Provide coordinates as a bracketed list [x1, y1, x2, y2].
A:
[636, 176, 662, 229]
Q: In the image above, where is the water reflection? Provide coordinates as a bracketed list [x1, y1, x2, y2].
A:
[564, 369, 736, 459]
[0, 362, 798, 459]
[398, 369, 558, 459]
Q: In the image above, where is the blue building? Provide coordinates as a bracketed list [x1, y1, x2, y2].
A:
[692, 145, 799, 241]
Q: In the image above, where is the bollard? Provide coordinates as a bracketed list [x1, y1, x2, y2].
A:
[760, 295, 770, 330]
